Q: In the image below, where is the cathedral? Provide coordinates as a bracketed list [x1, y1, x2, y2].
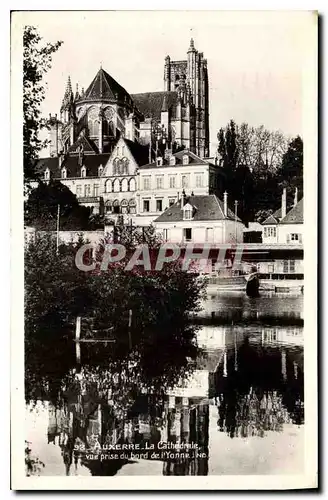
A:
[37, 39, 222, 223]
[46, 38, 209, 160]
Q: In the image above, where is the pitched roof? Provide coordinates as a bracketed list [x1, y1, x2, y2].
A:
[262, 214, 279, 225]
[139, 149, 208, 169]
[35, 153, 111, 178]
[81, 68, 132, 103]
[35, 137, 149, 178]
[280, 198, 303, 224]
[123, 138, 150, 167]
[68, 135, 98, 155]
[131, 91, 178, 120]
[273, 207, 282, 219]
[154, 195, 242, 223]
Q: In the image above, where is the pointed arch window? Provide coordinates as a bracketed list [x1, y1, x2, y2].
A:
[105, 200, 112, 213]
[98, 165, 103, 177]
[113, 178, 120, 192]
[113, 199, 120, 214]
[44, 168, 50, 181]
[129, 198, 137, 214]
[81, 166, 87, 178]
[121, 157, 129, 175]
[61, 167, 67, 179]
[121, 178, 128, 192]
[105, 179, 112, 193]
[121, 199, 128, 214]
[88, 106, 100, 137]
[103, 107, 115, 137]
[113, 158, 120, 175]
[129, 178, 136, 192]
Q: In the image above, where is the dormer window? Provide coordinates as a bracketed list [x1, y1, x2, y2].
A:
[183, 203, 193, 220]
[156, 157, 163, 166]
[182, 154, 189, 165]
[169, 156, 176, 166]
[81, 166, 86, 178]
[44, 168, 50, 181]
[98, 165, 103, 176]
[61, 167, 67, 179]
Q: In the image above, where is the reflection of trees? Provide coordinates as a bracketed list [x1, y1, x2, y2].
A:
[26, 315, 206, 475]
[214, 336, 304, 438]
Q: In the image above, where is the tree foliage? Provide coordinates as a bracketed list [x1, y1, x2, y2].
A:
[217, 121, 302, 221]
[23, 26, 63, 183]
[25, 230, 205, 401]
[277, 135, 303, 205]
[24, 180, 91, 230]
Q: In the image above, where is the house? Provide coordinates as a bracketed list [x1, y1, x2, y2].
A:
[154, 192, 244, 244]
[262, 188, 303, 244]
[136, 149, 225, 226]
[278, 197, 303, 244]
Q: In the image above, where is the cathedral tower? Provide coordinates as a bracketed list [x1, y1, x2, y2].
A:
[163, 39, 209, 158]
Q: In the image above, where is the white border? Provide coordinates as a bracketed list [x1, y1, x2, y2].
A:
[9, 8, 318, 492]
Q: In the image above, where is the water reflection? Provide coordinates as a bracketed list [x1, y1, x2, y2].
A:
[26, 322, 304, 476]
[196, 292, 304, 325]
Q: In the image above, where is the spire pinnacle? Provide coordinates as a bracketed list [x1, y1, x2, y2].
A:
[188, 37, 196, 53]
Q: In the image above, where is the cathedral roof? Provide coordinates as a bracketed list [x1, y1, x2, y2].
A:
[131, 91, 178, 120]
[68, 135, 98, 155]
[81, 68, 132, 103]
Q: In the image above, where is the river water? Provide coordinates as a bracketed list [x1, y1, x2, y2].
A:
[25, 292, 304, 476]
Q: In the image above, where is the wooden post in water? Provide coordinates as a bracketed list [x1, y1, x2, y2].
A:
[76, 316, 81, 370]
[128, 309, 132, 350]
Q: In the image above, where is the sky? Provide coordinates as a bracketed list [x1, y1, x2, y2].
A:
[18, 10, 314, 155]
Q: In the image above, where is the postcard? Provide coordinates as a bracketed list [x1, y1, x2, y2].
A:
[11, 9, 318, 490]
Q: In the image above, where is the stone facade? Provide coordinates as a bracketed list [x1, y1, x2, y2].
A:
[46, 38, 209, 160]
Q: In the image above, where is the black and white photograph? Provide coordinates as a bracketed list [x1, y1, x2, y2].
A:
[11, 9, 317, 490]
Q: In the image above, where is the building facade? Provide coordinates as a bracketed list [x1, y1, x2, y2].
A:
[262, 190, 303, 245]
[154, 193, 244, 244]
[46, 38, 209, 161]
[38, 137, 223, 226]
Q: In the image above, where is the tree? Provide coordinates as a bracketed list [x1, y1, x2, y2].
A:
[277, 136, 303, 205]
[23, 26, 63, 184]
[25, 229, 205, 401]
[24, 179, 91, 230]
[225, 119, 239, 172]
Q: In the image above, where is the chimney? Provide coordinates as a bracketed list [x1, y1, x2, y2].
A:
[181, 189, 186, 210]
[223, 191, 228, 217]
[294, 187, 298, 207]
[281, 188, 287, 219]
